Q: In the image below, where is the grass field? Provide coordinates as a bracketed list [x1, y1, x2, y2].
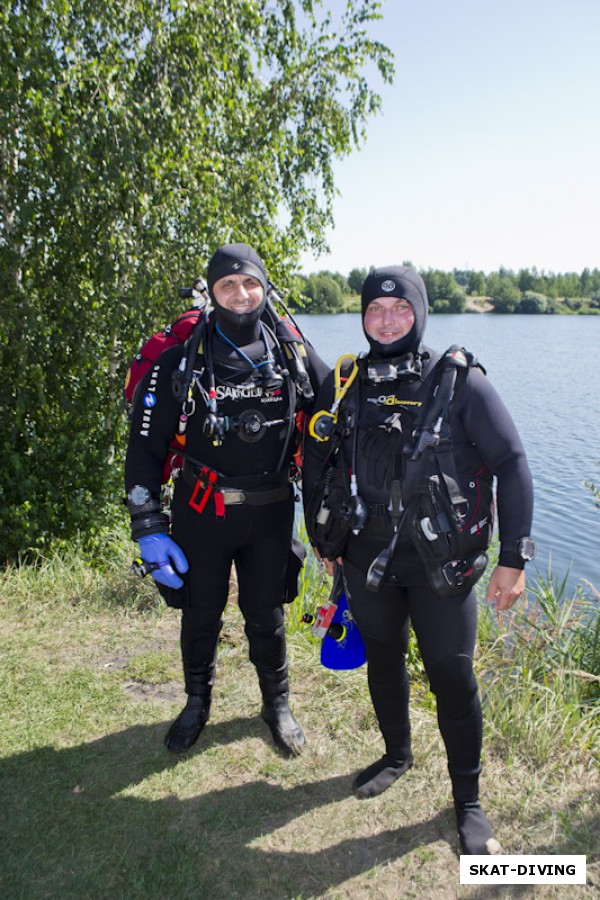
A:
[1, 538, 598, 898]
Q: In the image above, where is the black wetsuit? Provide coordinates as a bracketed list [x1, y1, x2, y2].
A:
[126, 316, 329, 695]
[303, 347, 534, 802]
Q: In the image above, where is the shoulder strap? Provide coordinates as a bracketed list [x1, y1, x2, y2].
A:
[402, 346, 482, 510]
[264, 290, 314, 402]
[171, 315, 207, 401]
[407, 346, 480, 460]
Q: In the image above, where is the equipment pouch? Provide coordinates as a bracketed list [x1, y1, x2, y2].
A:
[410, 464, 494, 597]
[305, 462, 353, 560]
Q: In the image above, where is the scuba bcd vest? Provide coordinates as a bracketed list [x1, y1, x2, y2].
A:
[124, 280, 312, 485]
[306, 346, 495, 597]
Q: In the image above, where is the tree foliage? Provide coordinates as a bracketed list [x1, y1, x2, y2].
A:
[467, 271, 486, 296]
[298, 264, 600, 316]
[0, 0, 393, 560]
[301, 271, 344, 313]
[518, 291, 548, 314]
[421, 270, 466, 313]
[347, 266, 369, 294]
[487, 275, 521, 313]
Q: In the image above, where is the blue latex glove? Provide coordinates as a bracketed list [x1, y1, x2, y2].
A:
[138, 534, 189, 589]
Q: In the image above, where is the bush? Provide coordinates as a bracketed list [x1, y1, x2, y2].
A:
[302, 273, 344, 314]
[490, 278, 521, 313]
[518, 291, 548, 314]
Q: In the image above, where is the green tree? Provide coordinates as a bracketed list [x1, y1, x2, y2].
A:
[452, 269, 469, 288]
[0, 0, 393, 560]
[497, 266, 517, 283]
[490, 277, 521, 313]
[467, 271, 486, 296]
[518, 268, 538, 293]
[421, 270, 466, 313]
[347, 267, 369, 294]
[556, 272, 581, 298]
[588, 268, 600, 294]
[318, 270, 351, 296]
[537, 274, 559, 299]
[302, 272, 344, 313]
[580, 268, 592, 297]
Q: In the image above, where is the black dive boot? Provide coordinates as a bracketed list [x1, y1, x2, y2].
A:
[164, 651, 216, 755]
[247, 619, 305, 757]
[455, 801, 502, 855]
[164, 693, 211, 754]
[352, 696, 413, 798]
[353, 753, 413, 799]
[258, 670, 305, 757]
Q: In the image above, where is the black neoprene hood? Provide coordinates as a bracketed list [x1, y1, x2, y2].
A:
[207, 243, 269, 299]
[361, 265, 429, 358]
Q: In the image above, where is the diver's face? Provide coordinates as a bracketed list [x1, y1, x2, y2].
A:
[212, 274, 264, 314]
[363, 297, 415, 344]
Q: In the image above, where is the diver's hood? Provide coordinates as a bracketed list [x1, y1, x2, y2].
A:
[207, 242, 268, 336]
[361, 265, 429, 359]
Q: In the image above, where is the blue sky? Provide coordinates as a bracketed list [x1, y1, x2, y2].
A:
[299, 0, 600, 277]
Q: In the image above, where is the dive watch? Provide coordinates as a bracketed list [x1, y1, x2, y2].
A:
[501, 537, 536, 562]
[127, 485, 152, 508]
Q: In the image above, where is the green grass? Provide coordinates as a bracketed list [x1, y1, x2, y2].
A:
[476, 568, 600, 769]
[1, 531, 598, 898]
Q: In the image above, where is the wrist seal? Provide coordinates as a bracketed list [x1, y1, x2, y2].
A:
[130, 512, 170, 541]
[126, 485, 169, 540]
[498, 551, 525, 570]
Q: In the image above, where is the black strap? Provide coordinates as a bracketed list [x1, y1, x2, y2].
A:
[264, 293, 314, 401]
[407, 352, 460, 451]
[183, 458, 289, 488]
[402, 347, 476, 514]
[171, 315, 207, 401]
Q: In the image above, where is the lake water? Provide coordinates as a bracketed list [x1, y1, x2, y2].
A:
[295, 313, 600, 599]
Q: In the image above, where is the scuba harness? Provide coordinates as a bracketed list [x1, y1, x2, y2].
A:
[162, 280, 313, 512]
[307, 346, 495, 598]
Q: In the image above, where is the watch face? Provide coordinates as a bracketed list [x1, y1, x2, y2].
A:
[519, 537, 536, 561]
[129, 485, 151, 506]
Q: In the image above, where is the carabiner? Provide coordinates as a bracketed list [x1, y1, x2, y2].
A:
[308, 353, 358, 442]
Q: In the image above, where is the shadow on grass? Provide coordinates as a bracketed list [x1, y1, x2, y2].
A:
[4, 717, 596, 898]
[0, 717, 460, 898]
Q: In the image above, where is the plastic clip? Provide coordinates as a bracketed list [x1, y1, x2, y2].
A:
[189, 468, 218, 514]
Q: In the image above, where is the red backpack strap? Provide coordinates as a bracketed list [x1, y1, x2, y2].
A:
[123, 308, 203, 414]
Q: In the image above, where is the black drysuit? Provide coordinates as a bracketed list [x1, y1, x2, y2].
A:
[303, 348, 534, 802]
[126, 317, 329, 696]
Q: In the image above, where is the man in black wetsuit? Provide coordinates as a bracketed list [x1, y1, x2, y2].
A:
[126, 243, 329, 757]
[303, 266, 535, 854]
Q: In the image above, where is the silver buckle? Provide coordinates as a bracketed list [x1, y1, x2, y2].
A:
[221, 489, 245, 505]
